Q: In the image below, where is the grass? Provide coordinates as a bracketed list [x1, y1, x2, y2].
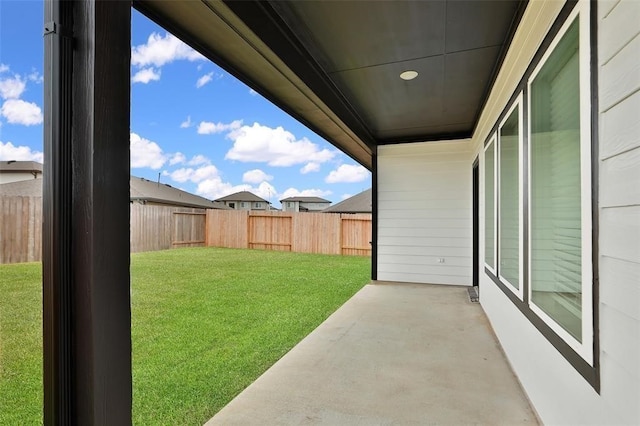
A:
[0, 247, 370, 425]
[0, 262, 43, 426]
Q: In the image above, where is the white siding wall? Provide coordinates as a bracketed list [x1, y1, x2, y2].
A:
[474, 1, 640, 424]
[378, 140, 473, 285]
[300, 202, 330, 211]
[281, 201, 299, 212]
[597, 0, 640, 421]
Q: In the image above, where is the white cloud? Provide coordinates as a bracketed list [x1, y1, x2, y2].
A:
[131, 32, 205, 68]
[300, 162, 320, 174]
[1, 99, 43, 125]
[180, 116, 193, 128]
[0, 64, 8, 73]
[196, 72, 213, 88]
[187, 154, 210, 166]
[0, 141, 44, 162]
[169, 152, 186, 166]
[243, 169, 273, 184]
[196, 179, 276, 202]
[167, 152, 212, 167]
[253, 182, 277, 201]
[28, 70, 43, 84]
[225, 123, 336, 167]
[131, 67, 161, 84]
[170, 168, 195, 183]
[196, 179, 247, 200]
[280, 187, 332, 200]
[0, 75, 26, 99]
[130, 133, 166, 169]
[325, 164, 369, 183]
[197, 119, 243, 135]
[341, 193, 353, 201]
[170, 165, 219, 183]
[249, 89, 258, 96]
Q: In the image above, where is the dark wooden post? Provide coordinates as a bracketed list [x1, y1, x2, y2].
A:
[43, 0, 132, 423]
[371, 150, 378, 281]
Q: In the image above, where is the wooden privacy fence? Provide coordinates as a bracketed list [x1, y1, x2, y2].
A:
[1, 198, 207, 263]
[0, 196, 42, 264]
[206, 210, 372, 256]
[130, 203, 206, 253]
[1, 198, 369, 263]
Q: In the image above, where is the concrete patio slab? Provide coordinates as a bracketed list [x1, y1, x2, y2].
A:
[206, 282, 538, 425]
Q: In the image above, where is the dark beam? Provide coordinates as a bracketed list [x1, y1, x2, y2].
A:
[371, 149, 378, 281]
[43, 0, 132, 423]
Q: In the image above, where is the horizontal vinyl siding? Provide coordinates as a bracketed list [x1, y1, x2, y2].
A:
[599, 256, 640, 322]
[378, 140, 472, 286]
[598, 0, 640, 419]
[475, 1, 640, 425]
[600, 87, 640, 159]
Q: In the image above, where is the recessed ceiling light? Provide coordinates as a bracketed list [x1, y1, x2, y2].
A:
[400, 70, 418, 81]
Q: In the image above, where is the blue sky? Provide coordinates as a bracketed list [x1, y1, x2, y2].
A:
[0, 1, 371, 208]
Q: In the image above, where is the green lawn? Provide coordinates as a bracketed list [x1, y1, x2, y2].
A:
[0, 247, 370, 425]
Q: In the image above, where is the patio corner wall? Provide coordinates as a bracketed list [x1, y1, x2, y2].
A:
[377, 140, 473, 285]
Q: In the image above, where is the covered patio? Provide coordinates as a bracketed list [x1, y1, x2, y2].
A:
[207, 282, 537, 425]
[42, 0, 640, 423]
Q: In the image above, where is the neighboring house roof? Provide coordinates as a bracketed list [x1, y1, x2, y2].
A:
[0, 161, 43, 174]
[0, 176, 230, 210]
[323, 189, 372, 213]
[0, 178, 42, 197]
[280, 196, 331, 203]
[130, 176, 230, 209]
[215, 191, 269, 203]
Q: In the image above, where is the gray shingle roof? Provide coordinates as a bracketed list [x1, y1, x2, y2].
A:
[279, 196, 331, 203]
[130, 176, 230, 209]
[0, 161, 43, 174]
[323, 189, 371, 213]
[215, 191, 269, 203]
[0, 176, 230, 210]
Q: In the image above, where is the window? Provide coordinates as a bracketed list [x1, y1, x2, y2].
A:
[229, 202, 235, 209]
[484, 136, 496, 272]
[528, 9, 591, 359]
[240, 202, 246, 208]
[255, 202, 261, 208]
[484, 1, 595, 373]
[499, 97, 523, 296]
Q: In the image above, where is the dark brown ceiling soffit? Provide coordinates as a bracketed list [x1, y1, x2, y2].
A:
[133, 0, 374, 170]
[470, 0, 529, 139]
[226, 0, 529, 148]
[221, 0, 377, 148]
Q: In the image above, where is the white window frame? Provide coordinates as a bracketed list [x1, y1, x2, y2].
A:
[497, 94, 524, 301]
[484, 133, 498, 275]
[526, 2, 593, 364]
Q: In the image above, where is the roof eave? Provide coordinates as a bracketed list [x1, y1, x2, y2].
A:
[130, 197, 218, 210]
[134, 0, 374, 170]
